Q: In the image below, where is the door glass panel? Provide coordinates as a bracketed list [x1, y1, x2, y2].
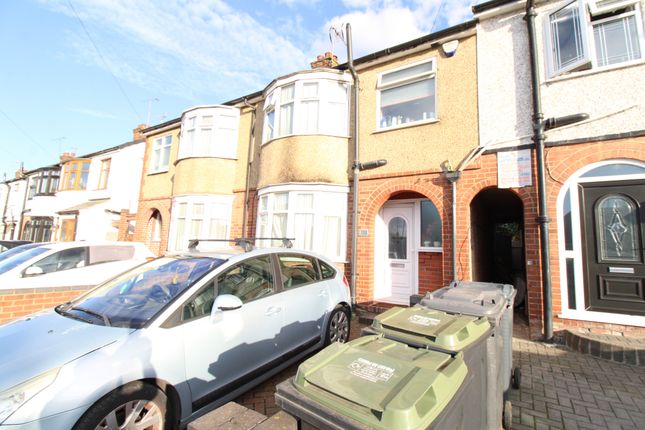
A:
[597, 195, 639, 262]
[388, 217, 407, 259]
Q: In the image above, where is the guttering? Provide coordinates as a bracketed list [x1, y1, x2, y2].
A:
[525, 0, 554, 341]
[241, 98, 257, 238]
[347, 23, 360, 308]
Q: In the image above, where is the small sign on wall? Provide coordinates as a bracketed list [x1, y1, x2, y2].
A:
[497, 149, 532, 188]
[359, 229, 369, 237]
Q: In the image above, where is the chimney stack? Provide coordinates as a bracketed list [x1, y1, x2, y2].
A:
[59, 152, 76, 163]
[133, 123, 147, 141]
[310, 51, 339, 69]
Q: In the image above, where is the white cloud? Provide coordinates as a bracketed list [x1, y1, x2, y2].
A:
[39, 0, 311, 102]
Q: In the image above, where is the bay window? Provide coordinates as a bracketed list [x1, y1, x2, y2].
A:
[262, 74, 350, 143]
[256, 185, 348, 261]
[377, 59, 436, 129]
[179, 106, 240, 160]
[170, 196, 233, 251]
[545, 0, 644, 77]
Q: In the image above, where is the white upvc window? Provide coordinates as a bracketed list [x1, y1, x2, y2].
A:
[169, 195, 233, 251]
[150, 135, 172, 173]
[178, 106, 240, 160]
[262, 77, 350, 143]
[256, 185, 348, 261]
[377, 59, 436, 130]
[545, 0, 644, 77]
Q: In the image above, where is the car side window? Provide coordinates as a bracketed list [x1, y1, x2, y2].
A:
[319, 260, 337, 280]
[279, 254, 320, 289]
[217, 256, 274, 303]
[182, 280, 216, 321]
[30, 247, 88, 273]
[89, 245, 135, 265]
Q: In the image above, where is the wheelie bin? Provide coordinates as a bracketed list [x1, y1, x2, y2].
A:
[363, 305, 505, 429]
[419, 281, 520, 429]
[275, 334, 485, 430]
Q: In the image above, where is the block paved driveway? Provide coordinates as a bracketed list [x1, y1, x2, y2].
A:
[235, 314, 645, 429]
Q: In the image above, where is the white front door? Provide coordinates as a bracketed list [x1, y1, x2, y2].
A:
[377, 204, 415, 305]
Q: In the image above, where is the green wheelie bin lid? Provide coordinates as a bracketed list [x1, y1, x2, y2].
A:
[292, 335, 468, 430]
[369, 306, 491, 352]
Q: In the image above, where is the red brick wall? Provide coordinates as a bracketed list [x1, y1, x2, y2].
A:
[418, 251, 444, 295]
[230, 189, 257, 239]
[133, 198, 172, 256]
[0, 287, 91, 325]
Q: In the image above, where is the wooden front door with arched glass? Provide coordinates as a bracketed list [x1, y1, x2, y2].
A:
[579, 180, 645, 316]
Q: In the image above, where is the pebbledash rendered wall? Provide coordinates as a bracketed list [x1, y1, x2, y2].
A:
[352, 29, 480, 305]
[475, 0, 645, 339]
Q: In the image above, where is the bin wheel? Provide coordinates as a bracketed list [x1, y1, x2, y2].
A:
[503, 400, 513, 429]
[512, 367, 521, 389]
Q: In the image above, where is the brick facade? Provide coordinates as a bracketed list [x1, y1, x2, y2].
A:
[0, 286, 92, 324]
[133, 198, 172, 256]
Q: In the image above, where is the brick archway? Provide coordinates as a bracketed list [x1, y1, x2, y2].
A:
[354, 175, 448, 304]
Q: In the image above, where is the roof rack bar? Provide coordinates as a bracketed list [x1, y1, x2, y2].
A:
[187, 237, 295, 252]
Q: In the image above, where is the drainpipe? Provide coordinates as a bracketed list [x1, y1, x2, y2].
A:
[1, 182, 9, 239]
[525, 0, 553, 342]
[241, 98, 256, 239]
[445, 171, 461, 283]
[347, 23, 360, 308]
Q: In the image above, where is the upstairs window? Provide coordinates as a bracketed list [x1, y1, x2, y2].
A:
[545, 0, 644, 77]
[97, 158, 111, 189]
[377, 59, 436, 129]
[60, 160, 90, 191]
[29, 169, 60, 198]
[262, 77, 349, 143]
[178, 106, 240, 160]
[150, 134, 172, 173]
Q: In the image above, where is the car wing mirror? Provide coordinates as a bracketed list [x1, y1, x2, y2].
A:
[210, 294, 243, 323]
[24, 266, 44, 277]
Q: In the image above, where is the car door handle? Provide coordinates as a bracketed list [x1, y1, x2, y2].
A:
[265, 306, 282, 316]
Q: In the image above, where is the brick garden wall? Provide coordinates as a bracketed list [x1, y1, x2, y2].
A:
[0, 287, 91, 325]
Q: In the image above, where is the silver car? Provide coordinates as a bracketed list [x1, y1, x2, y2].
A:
[0, 246, 351, 429]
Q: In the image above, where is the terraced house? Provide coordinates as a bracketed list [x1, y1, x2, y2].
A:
[473, 0, 645, 339]
[7, 0, 639, 341]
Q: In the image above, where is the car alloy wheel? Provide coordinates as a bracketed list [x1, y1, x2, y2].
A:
[95, 398, 164, 430]
[326, 306, 350, 344]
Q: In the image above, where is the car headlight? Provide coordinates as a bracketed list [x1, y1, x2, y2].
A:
[0, 368, 60, 424]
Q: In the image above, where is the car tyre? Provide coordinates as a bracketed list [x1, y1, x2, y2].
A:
[73, 381, 172, 430]
[325, 306, 350, 345]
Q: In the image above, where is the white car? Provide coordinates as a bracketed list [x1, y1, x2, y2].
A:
[0, 244, 350, 429]
[0, 241, 154, 290]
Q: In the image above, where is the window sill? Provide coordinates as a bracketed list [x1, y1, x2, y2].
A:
[546, 59, 645, 84]
[373, 118, 439, 134]
[419, 247, 442, 253]
[558, 309, 645, 328]
[262, 132, 350, 146]
[148, 169, 169, 176]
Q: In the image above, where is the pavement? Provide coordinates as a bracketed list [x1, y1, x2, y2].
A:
[234, 313, 645, 429]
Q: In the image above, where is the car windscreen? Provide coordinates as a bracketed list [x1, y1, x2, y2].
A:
[57, 256, 225, 328]
[0, 243, 44, 264]
[0, 246, 50, 275]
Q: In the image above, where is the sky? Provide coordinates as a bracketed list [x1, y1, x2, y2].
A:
[0, 0, 477, 180]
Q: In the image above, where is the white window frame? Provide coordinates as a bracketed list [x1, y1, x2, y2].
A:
[376, 58, 437, 131]
[178, 106, 240, 160]
[544, 0, 645, 78]
[255, 184, 349, 262]
[150, 134, 173, 173]
[169, 195, 233, 251]
[556, 159, 645, 327]
[262, 74, 350, 144]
